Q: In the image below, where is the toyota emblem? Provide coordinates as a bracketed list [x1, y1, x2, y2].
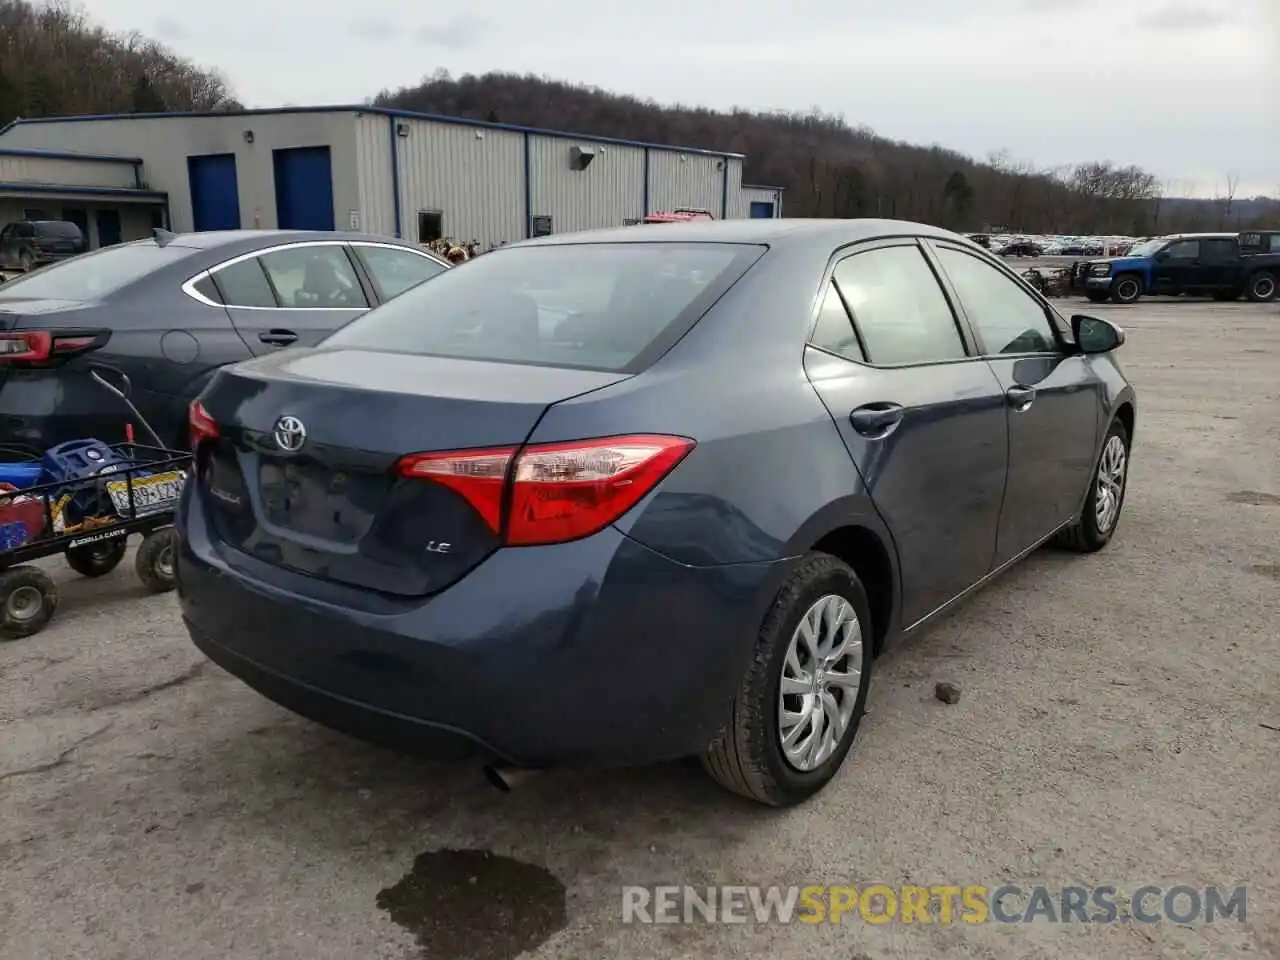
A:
[273, 415, 307, 452]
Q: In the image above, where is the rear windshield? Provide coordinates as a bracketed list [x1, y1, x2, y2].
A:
[321, 242, 764, 372]
[35, 221, 82, 239]
[0, 241, 195, 301]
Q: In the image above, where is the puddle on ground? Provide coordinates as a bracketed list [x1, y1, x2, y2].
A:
[1226, 491, 1280, 506]
[377, 849, 567, 960]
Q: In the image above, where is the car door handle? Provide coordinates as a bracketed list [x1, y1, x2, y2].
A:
[259, 329, 298, 346]
[850, 403, 904, 437]
[1006, 385, 1036, 412]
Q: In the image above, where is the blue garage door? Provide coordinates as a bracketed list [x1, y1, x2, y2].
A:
[749, 201, 775, 219]
[188, 154, 241, 231]
[273, 146, 335, 231]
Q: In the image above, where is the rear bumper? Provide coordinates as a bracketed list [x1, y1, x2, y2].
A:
[176, 486, 794, 766]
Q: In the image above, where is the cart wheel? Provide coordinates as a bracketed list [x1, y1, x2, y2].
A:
[136, 528, 176, 594]
[0, 565, 58, 640]
[66, 537, 128, 577]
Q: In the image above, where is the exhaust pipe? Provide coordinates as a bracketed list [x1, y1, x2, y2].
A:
[483, 763, 543, 792]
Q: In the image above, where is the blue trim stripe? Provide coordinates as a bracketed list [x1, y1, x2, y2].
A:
[0, 181, 166, 200]
[388, 116, 402, 239]
[522, 132, 533, 239]
[3, 105, 746, 160]
[742, 183, 786, 193]
[0, 146, 143, 165]
[721, 162, 729, 218]
[642, 149, 650, 216]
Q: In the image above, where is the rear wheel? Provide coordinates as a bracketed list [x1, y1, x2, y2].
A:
[0, 565, 58, 639]
[1245, 271, 1277, 303]
[136, 527, 176, 593]
[1056, 418, 1130, 553]
[66, 538, 128, 577]
[702, 553, 873, 806]
[1110, 275, 1142, 304]
[18, 251, 34, 273]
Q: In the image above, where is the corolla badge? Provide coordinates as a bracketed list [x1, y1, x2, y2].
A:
[273, 415, 307, 452]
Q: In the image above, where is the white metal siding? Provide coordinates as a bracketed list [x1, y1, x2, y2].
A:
[528, 136, 644, 235]
[0, 155, 136, 189]
[722, 159, 745, 218]
[648, 151, 725, 217]
[394, 119, 524, 248]
[0, 113, 362, 233]
[353, 113, 395, 237]
[737, 185, 783, 219]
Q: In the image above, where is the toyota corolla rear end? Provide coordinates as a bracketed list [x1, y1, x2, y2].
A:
[176, 238, 782, 767]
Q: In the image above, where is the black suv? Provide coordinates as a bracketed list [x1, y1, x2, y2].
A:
[0, 220, 87, 273]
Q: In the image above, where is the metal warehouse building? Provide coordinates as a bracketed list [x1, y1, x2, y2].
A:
[0, 107, 783, 250]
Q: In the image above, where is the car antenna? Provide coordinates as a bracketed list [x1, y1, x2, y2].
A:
[153, 228, 178, 246]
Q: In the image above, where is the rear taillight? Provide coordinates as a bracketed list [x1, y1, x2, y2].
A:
[395, 434, 695, 546]
[0, 329, 109, 365]
[189, 400, 219, 447]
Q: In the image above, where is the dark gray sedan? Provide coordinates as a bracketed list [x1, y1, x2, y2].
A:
[177, 218, 1136, 806]
[0, 230, 448, 455]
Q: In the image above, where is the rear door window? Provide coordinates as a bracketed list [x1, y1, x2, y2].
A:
[322, 242, 764, 372]
[352, 244, 447, 300]
[832, 245, 968, 365]
[1165, 239, 1200, 259]
[212, 259, 277, 308]
[259, 245, 369, 308]
[1201, 239, 1236, 262]
[809, 281, 865, 361]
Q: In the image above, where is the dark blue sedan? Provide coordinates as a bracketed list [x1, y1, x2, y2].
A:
[176, 219, 1136, 806]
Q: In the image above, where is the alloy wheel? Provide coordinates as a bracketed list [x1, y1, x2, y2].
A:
[1094, 434, 1127, 534]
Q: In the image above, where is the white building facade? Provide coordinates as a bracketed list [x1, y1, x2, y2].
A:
[0, 107, 784, 249]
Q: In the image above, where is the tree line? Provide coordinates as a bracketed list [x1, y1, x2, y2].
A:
[376, 70, 1278, 237]
[0, 0, 239, 127]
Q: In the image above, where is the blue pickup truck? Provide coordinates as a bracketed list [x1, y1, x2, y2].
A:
[1076, 231, 1280, 304]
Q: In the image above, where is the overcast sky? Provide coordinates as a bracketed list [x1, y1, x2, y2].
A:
[86, 0, 1278, 197]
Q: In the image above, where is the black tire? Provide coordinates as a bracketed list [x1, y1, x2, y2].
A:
[702, 553, 874, 807]
[1055, 418, 1130, 553]
[135, 527, 176, 593]
[65, 537, 128, 577]
[1110, 274, 1142, 304]
[1245, 271, 1277, 303]
[1085, 290, 1109, 304]
[0, 565, 58, 640]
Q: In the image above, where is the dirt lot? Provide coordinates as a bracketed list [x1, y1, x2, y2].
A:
[2, 299, 1278, 960]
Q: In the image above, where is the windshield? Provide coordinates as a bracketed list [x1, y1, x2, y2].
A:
[0, 241, 196, 301]
[1124, 238, 1168, 258]
[322, 242, 765, 372]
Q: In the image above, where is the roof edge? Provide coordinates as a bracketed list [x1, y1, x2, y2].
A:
[0, 146, 143, 165]
[0, 181, 166, 200]
[742, 183, 786, 193]
[4, 105, 747, 159]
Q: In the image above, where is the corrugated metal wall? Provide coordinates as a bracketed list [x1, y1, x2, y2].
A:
[352, 114, 395, 236]
[528, 136, 644, 236]
[648, 151, 725, 217]
[393, 119, 525, 247]
[0, 154, 136, 189]
[0, 113, 361, 233]
[733, 185, 784, 219]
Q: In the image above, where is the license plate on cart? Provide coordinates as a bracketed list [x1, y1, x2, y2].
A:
[105, 470, 186, 517]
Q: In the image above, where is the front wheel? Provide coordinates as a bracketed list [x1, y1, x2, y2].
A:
[702, 554, 873, 806]
[1245, 271, 1277, 303]
[1056, 419, 1130, 553]
[0, 565, 58, 639]
[1110, 275, 1142, 304]
[66, 538, 128, 577]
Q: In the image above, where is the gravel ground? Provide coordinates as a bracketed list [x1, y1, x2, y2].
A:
[2, 298, 1278, 960]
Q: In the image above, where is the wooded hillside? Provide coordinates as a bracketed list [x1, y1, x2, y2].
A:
[376, 70, 1278, 236]
[0, 0, 239, 127]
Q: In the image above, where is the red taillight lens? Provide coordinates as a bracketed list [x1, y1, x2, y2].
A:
[189, 400, 219, 447]
[0, 331, 51, 362]
[394, 434, 695, 546]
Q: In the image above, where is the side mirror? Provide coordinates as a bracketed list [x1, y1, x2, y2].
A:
[1072, 315, 1125, 354]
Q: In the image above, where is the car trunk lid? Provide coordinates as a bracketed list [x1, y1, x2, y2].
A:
[196, 347, 629, 596]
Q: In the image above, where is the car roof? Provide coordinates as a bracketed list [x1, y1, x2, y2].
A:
[516, 218, 973, 250]
[161, 229, 410, 251]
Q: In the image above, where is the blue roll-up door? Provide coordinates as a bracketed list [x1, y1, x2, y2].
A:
[187, 154, 241, 231]
[749, 201, 775, 219]
[273, 146, 336, 231]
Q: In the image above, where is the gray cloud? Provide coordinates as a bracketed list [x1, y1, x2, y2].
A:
[350, 18, 395, 41]
[1135, 2, 1232, 30]
[414, 16, 489, 49]
[153, 18, 188, 40]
